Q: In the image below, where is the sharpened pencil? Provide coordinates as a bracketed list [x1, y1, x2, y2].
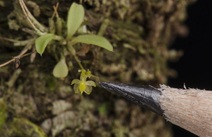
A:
[99, 82, 212, 137]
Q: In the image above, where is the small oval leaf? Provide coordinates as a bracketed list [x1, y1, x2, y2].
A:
[53, 58, 69, 78]
[35, 33, 54, 56]
[67, 3, 84, 39]
[71, 35, 113, 52]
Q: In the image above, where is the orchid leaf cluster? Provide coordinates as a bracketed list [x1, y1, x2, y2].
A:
[35, 2, 113, 80]
[11, 1, 114, 95]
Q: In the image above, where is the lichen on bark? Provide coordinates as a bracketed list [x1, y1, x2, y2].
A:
[0, 0, 195, 137]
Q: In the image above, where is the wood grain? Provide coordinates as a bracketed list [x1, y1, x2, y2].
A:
[159, 85, 212, 137]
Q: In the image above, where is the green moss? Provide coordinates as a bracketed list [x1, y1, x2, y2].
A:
[0, 117, 47, 137]
[0, 99, 7, 130]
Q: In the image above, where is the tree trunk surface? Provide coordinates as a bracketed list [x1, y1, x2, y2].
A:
[0, 0, 195, 137]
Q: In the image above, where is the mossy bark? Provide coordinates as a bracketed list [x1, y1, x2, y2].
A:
[0, 0, 195, 137]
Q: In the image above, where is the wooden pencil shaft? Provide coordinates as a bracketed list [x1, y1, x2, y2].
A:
[159, 85, 212, 137]
[99, 82, 212, 137]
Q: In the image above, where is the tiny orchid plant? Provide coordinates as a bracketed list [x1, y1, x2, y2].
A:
[35, 2, 113, 80]
[6, 1, 113, 95]
[33, 3, 113, 95]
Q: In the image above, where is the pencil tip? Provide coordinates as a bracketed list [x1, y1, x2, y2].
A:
[99, 82, 125, 92]
[99, 82, 114, 90]
[99, 82, 163, 115]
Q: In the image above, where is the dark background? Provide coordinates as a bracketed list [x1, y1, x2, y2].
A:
[168, 0, 212, 137]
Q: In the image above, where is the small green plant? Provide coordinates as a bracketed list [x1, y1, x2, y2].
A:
[35, 3, 113, 79]
[0, 1, 113, 95]
[34, 2, 113, 94]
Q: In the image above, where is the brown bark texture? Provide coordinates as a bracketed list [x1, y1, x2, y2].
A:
[0, 0, 195, 137]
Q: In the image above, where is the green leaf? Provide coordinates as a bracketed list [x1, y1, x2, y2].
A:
[71, 35, 113, 52]
[67, 3, 84, 39]
[53, 58, 69, 78]
[35, 33, 54, 56]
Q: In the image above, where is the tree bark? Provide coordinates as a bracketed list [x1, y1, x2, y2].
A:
[0, 0, 195, 137]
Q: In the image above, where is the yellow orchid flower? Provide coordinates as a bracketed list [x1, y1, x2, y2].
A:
[71, 69, 96, 95]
